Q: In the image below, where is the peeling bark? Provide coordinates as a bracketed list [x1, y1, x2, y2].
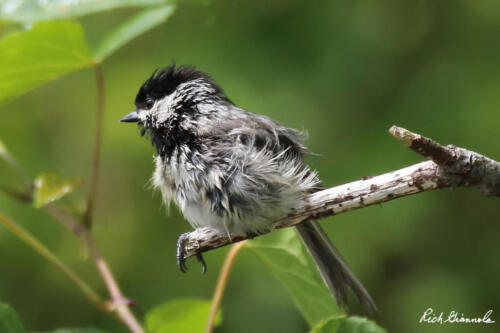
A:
[179, 126, 500, 260]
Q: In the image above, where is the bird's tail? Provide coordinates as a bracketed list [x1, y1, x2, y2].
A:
[295, 220, 378, 315]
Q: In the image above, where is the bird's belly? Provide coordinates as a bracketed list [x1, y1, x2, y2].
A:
[152, 156, 260, 234]
[179, 198, 230, 231]
[152, 155, 308, 236]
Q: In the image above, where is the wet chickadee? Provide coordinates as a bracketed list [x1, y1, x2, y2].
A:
[121, 64, 377, 314]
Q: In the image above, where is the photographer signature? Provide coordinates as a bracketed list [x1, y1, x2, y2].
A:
[419, 308, 495, 324]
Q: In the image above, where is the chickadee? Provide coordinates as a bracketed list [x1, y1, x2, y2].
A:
[121, 64, 376, 314]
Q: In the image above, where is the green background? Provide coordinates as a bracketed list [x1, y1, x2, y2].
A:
[0, 0, 499, 332]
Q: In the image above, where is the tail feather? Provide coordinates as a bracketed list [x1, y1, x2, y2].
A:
[295, 220, 378, 316]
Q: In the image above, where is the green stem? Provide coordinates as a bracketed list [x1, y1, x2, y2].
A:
[205, 241, 247, 333]
[83, 63, 105, 229]
[45, 206, 145, 333]
[0, 213, 107, 311]
[0, 185, 31, 202]
[0, 149, 33, 188]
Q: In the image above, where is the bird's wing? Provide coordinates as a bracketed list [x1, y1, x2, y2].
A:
[193, 105, 309, 158]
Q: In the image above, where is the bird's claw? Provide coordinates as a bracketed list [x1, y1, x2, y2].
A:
[177, 256, 189, 273]
[176, 232, 207, 274]
[196, 252, 207, 274]
[176, 232, 189, 273]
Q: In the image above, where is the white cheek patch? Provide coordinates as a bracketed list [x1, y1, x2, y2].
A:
[138, 94, 176, 127]
[154, 94, 175, 124]
[138, 109, 150, 123]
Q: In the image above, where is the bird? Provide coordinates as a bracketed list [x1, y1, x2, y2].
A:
[120, 64, 377, 314]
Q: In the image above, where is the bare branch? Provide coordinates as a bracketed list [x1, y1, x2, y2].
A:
[46, 206, 145, 333]
[179, 126, 500, 259]
[390, 126, 500, 196]
[0, 64, 144, 333]
[389, 126, 456, 165]
[2, 183, 144, 332]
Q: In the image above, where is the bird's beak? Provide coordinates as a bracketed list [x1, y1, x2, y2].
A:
[120, 110, 139, 123]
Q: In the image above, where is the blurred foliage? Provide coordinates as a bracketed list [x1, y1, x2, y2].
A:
[0, 21, 93, 105]
[93, 5, 176, 61]
[0, 302, 24, 333]
[0, 0, 499, 333]
[0, 140, 30, 195]
[0, 0, 173, 24]
[48, 329, 107, 333]
[0, 2, 176, 105]
[145, 298, 221, 332]
[247, 229, 340, 326]
[310, 316, 386, 333]
[33, 172, 81, 209]
[0, 301, 107, 333]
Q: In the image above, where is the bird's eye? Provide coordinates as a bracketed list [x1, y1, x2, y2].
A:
[144, 98, 155, 110]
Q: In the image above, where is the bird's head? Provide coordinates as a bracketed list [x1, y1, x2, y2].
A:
[120, 64, 229, 129]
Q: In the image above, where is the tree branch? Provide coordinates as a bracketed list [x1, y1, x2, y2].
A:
[45, 206, 144, 333]
[1, 176, 144, 332]
[0, 64, 143, 333]
[179, 126, 500, 259]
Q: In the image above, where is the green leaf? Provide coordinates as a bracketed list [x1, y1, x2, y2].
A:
[0, 302, 25, 333]
[33, 172, 81, 209]
[310, 316, 386, 333]
[0, 21, 93, 106]
[0, 0, 174, 25]
[246, 229, 342, 326]
[145, 298, 221, 333]
[93, 5, 176, 61]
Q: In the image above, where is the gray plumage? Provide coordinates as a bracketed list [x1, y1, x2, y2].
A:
[121, 64, 377, 314]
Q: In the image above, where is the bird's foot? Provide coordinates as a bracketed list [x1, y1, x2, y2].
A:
[196, 252, 207, 274]
[176, 232, 207, 274]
